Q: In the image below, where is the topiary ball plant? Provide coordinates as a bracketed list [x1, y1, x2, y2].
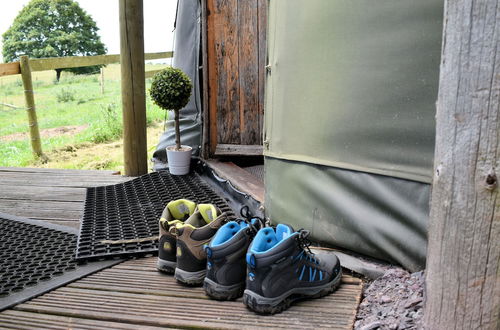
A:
[150, 67, 192, 150]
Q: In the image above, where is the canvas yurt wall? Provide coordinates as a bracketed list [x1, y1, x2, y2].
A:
[264, 0, 443, 271]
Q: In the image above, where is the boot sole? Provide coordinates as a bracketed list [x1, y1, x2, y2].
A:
[203, 277, 244, 301]
[243, 270, 342, 314]
[174, 268, 206, 286]
[157, 258, 176, 274]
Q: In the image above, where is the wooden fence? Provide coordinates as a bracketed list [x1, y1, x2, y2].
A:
[0, 51, 172, 77]
[0, 51, 173, 158]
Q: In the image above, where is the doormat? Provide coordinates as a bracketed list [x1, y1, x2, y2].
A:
[75, 171, 234, 262]
[0, 213, 120, 312]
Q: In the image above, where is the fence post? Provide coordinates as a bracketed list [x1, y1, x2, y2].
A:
[100, 67, 105, 94]
[119, 0, 147, 176]
[19, 55, 45, 160]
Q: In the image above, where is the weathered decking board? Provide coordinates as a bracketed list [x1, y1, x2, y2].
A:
[0, 167, 130, 228]
[3, 257, 363, 329]
[0, 167, 363, 329]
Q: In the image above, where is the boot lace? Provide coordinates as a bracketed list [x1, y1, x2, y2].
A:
[296, 229, 319, 264]
[238, 205, 265, 234]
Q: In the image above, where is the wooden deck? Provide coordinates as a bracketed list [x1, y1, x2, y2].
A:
[0, 167, 363, 329]
[0, 167, 130, 229]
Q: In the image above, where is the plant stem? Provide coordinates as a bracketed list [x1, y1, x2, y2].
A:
[174, 109, 181, 150]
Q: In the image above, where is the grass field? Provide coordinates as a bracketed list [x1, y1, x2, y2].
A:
[0, 63, 169, 171]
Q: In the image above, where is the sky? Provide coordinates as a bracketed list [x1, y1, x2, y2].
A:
[0, 0, 177, 62]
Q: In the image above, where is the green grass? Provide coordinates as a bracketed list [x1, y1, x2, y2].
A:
[0, 63, 168, 167]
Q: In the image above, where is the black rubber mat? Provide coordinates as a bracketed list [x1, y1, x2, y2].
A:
[75, 171, 234, 261]
[0, 213, 120, 312]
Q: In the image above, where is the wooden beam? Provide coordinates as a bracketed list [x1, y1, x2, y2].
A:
[0, 52, 172, 78]
[144, 69, 163, 79]
[238, 0, 259, 145]
[424, 0, 500, 328]
[30, 54, 120, 71]
[0, 62, 20, 77]
[144, 52, 173, 61]
[214, 0, 240, 145]
[214, 144, 263, 156]
[119, 0, 147, 176]
[19, 56, 44, 160]
[257, 0, 267, 146]
[207, 0, 218, 155]
[28, 51, 173, 72]
[201, 0, 210, 159]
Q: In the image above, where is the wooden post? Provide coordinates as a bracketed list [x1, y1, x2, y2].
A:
[119, 0, 147, 176]
[206, 0, 218, 155]
[19, 55, 44, 159]
[200, 0, 210, 159]
[424, 0, 499, 328]
[100, 67, 105, 94]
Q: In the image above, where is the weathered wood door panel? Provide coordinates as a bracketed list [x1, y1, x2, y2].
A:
[206, 0, 266, 155]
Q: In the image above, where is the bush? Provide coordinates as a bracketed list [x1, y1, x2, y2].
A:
[64, 74, 96, 85]
[149, 67, 192, 149]
[149, 67, 192, 111]
[56, 88, 75, 103]
[0, 85, 15, 96]
[91, 103, 122, 143]
[32, 80, 44, 88]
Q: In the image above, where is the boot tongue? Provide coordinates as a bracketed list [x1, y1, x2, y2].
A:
[167, 199, 196, 220]
[197, 204, 218, 224]
[276, 224, 294, 241]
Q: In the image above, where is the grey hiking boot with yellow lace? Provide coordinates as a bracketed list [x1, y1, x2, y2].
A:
[173, 204, 228, 285]
[157, 199, 196, 274]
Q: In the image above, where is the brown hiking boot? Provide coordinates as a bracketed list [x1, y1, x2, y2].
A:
[157, 199, 196, 274]
[172, 204, 228, 285]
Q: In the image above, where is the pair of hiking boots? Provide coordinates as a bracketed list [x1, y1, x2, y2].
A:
[205, 215, 343, 314]
[156, 199, 229, 284]
[157, 200, 342, 314]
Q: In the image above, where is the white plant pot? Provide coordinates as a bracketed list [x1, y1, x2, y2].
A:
[166, 145, 192, 175]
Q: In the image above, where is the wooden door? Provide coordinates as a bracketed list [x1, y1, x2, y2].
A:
[205, 0, 267, 156]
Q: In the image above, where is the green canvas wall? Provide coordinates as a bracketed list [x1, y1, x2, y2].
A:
[264, 0, 443, 270]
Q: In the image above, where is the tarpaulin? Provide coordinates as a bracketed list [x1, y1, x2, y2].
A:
[153, 0, 202, 165]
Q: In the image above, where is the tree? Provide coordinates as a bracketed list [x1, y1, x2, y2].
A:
[424, 0, 499, 328]
[2, 0, 107, 81]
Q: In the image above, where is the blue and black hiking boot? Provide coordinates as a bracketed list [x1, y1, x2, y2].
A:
[203, 207, 263, 300]
[243, 225, 342, 314]
[173, 204, 228, 285]
[157, 199, 196, 274]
